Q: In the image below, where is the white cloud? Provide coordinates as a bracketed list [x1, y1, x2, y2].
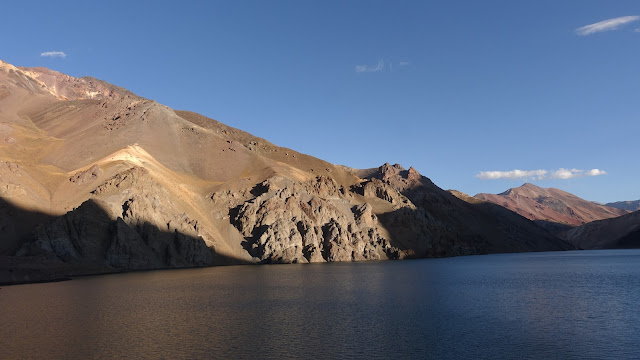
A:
[355, 59, 385, 73]
[476, 169, 547, 180]
[549, 168, 576, 179]
[40, 51, 67, 58]
[399, 61, 409, 66]
[585, 168, 607, 176]
[575, 16, 640, 36]
[476, 168, 606, 180]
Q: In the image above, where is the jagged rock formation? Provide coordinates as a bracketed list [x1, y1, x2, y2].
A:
[0, 59, 575, 284]
[231, 176, 396, 263]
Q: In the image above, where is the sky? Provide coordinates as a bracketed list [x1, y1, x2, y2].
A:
[1, 0, 638, 203]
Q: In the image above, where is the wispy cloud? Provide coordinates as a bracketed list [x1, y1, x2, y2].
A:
[355, 59, 385, 73]
[355, 59, 411, 73]
[476, 169, 548, 180]
[40, 51, 67, 58]
[575, 16, 640, 36]
[476, 168, 607, 180]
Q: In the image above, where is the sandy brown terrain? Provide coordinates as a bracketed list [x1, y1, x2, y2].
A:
[475, 183, 629, 227]
[0, 59, 573, 284]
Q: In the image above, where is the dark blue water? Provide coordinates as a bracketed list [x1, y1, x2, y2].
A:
[2, 250, 639, 359]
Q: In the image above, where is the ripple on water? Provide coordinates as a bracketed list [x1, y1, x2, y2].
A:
[1, 249, 640, 359]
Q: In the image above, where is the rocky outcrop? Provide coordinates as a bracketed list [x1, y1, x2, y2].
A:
[351, 177, 410, 207]
[69, 164, 103, 185]
[91, 166, 150, 195]
[231, 176, 397, 263]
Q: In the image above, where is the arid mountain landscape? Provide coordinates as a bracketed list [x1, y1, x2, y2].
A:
[475, 183, 629, 229]
[474, 183, 640, 249]
[1, 59, 637, 284]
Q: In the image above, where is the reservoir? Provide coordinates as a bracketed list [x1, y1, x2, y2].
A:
[2, 250, 639, 359]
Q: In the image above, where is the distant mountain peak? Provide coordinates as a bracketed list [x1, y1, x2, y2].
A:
[605, 199, 640, 212]
[497, 182, 543, 196]
[476, 183, 629, 226]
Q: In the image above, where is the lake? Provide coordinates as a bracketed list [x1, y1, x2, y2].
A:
[1, 249, 639, 359]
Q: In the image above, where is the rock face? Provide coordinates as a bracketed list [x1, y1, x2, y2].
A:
[69, 165, 103, 185]
[475, 183, 629, 227]
[231, 176, 396, 263]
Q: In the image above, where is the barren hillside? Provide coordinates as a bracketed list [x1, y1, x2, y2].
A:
[0, 60, 573, 284]
[475, 183, 628, 227]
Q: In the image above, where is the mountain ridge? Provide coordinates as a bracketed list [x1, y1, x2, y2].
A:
[475, 183, 628, 227]
[605, 200, 640, 212]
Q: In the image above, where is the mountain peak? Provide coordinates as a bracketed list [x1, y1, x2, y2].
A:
[476, 183, 629, 226]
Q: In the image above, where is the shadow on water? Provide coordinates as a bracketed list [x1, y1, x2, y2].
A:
[0, 197, 252, 285]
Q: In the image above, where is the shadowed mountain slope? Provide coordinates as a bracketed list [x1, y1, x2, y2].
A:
[349, 164, 573, 256]
[562, 211, 640, 249]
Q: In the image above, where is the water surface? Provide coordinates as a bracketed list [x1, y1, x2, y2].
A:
[2, 250, 639, 359]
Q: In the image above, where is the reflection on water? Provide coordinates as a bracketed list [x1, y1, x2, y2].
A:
[1, 250, 640, 359]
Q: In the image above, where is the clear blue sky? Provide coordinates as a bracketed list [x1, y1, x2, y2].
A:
[1, 1, 638, 203]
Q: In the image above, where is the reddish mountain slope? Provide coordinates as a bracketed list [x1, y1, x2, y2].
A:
[475, 183, 628, 226]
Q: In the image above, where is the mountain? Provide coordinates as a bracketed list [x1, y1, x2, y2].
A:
[605, 200, 640, 212]
[562, 211, 640, 249]
[474, 183, 629, 229]
[0, 60, 572, 284]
